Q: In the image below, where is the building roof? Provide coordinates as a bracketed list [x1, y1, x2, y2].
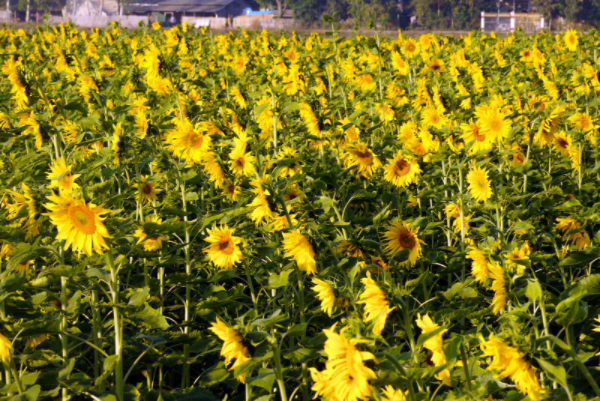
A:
[128, 0, 246, 13]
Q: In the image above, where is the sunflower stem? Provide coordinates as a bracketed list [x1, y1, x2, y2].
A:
[59, 244, 69, 401]
[180, 175, 191, 389]
[107, 246, 124, 401]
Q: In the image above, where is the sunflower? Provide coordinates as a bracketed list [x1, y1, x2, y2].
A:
[134, 215, 167, 252]
[311, 278, 336, 317]
[476, 107, 510, 142]
[203, 225, 243, 270]
[382, 222, 423, 267]
[277, 146, 304, 178]
[201, 151, 225, 189]
[564, 29, 578, 51]
[415, 313, 451, 385]
[111, 122, 122, 166]
[403, 38, 420, 58]
[309, 325, 376, 401]
[467, 248, 489, 282]
[428, 59, 444, 74]
[164, 119, 212, 165]
[222, 180, 241, 202]
[136, 176, 161, 204]
[535, 106, 564, 145]
[341, 142, 382, 178]
[228, 146, 256, 177]
[553, 132, 571, 157]
[383, 153, 421, 188]
[391, 51, 409, 75]
[13, 260, 31, 275]
[489, 262, 507, 314]
[461, 120, 492, 154]
[421, 107, 446, 129]
[467, 166, 492, 203]
[0, 333, 12, 365]
[357, 273, 395, 335]
[382, 386, 407, 401]
[45, 195, 110, 256]
[568, 112, 594, 131]
[209, 318, 251, 382]
[47, 158, 80, 194]
[282, 230, 317, 275]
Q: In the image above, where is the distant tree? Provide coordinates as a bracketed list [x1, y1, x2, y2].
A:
[324, 0, 349, 21]
[255, 0, 289, 17]
[347, 0, 396, 28]
[289, 0, 326, 23]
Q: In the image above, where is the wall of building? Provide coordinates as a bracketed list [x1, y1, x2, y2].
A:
[0, 10, 12, 22]
[48, 15, 149, 28]
[182, 15, 298, 30]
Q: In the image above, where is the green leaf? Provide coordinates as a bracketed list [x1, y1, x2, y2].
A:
[128, 287, 150, 307]
[285, 323, 307, 338]
[525, 280, 542, 301]
[58, 359, 75, 381]
[133, 303, 169, 330]
[559, 247, 600, 268]
[94, 355, 118, 387]
[555, 294, 588, 327]
[198, 362, 230, 387]
[536, 358, 567, 388]
[66, 291, 82, 314]
[268, 270, 292, 289]
[246, 369, 276, 392]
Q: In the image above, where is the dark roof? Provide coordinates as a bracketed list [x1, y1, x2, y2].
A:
[128, 0, 245, 13]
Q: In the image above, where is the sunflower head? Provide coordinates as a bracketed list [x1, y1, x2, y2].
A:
[382, 222, 422, 267]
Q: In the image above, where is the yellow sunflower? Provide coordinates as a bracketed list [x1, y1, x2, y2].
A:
[341, 142, 382, 179]
[203, 225, 243, 270]
[476, 107, 510, 142]
[228, 146, 256, 177]
[222, 180, 241, 202]
[553, 132, 571, 157]
[467, 166, 492, 203]
[383, 153, 421, 188]
[282, 230, 317, 275]
[164, 119, 212, 165]
[461, 120, 492, 154]
[134, 215, 167, 252]
[0, 333, 12, 365]
[45, 195, 110, 256]
[403, 38, 420, 58]
[382, 222, 423, 267]
[564, 29, 578, 51]
[311, 278, 336, 317]
[47, 158, 80, 194]
[136, 176, 161, 204]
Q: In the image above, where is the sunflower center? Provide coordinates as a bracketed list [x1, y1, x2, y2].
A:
[226, 184, 235, 193]
[394, 159, 411, 176]
[431, 114, 440, 124]
[490, 120, 502, 131]
[189, 133, 203, 147]
[234, 158, 245, 168]
[399, 232, 416, 250]
[557, 138, 568, 148]
[431, 63, 441, 71]
[219, 237, 235, 255]
[60, 175, 72, 188]
[408, 44, 415, 52]
[142, 184, 153, 194]
[473, 127, 486, 142]
[354, 149, 373, 164]
[69, 204, 96, 235]
[523, 51, 531, 57]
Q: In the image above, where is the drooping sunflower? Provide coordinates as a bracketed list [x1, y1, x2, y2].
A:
[209, 318, 251, 383]
[309, 325, 376, 401]
[467, 166, 492, 203]
[489, 262, 507, 314]
[45, 195, 110, 256]
[415, 313, 451, 385]
[134, 215, 167, 252]
[383, 153, 421, 188]
[0, 333, 12, 366]
[282, 230, 316, 275]
[311, 278, 336, 317]
[47, 158, 80, 194]
[428, 59, 444, 74]
[357, 273, 395, 335]
[382, 222, 423, 267]
[467, 248, 490, 282]
[136, 176, 161, 204]
[564, 29, 578, 51]
[203, 225, 243, 270]
[341, 142, 382, 179]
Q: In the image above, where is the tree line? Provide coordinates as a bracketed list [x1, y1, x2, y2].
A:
[256, 0, 600, 30]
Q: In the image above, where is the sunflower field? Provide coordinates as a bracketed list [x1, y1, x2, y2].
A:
[1, 21, 600, 401]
